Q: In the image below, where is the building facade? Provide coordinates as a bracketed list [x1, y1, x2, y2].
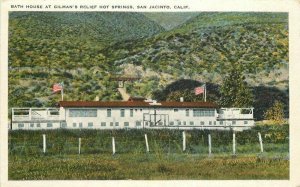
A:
[11, 99, 254, 131]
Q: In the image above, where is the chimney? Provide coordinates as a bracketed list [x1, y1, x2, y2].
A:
[180, 97, 184, 102]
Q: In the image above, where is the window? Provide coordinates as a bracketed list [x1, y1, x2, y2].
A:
[193, 109, 215, 117]
[115, 122, 119, 126]
[88, 122, 93, 127]
[69, 109, 97, 117]
[110, 122, 114, 126]
[136, 121, 141, 126]
[37, 123, 41, 128]
[49, 110, 59, 115]
[178, 121, 181, 125]
[214, 121, 216, 125]
[79, 122, 83, 128]
[170, 121, 174, 126]
[220, 121, 224, 125]
[186, 109, 189, 117]
[140, 109, 143, 112]
[190, 121, 194, 126]
[61, 122, 67, 128]
[107, 109, 111, 117]
[124, 122, 129, 127]
[120, 109, 125, 117]
[209, 121, 212, 125]
[174, 109, 178, 112]
[232, 120, 236, 125]
[18, 123, 24, 128]
[183, 121, 186, 125]
[73, 123, 77, 127]
[30, 123, 34, 128]
[244, 121, 248, 125]
[47, 123, 53, 128]
[130, 109, 133, 117]
[101, 122, 106, 127]
[201, 121, 205, 125]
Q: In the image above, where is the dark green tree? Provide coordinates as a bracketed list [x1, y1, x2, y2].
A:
[220, 65, 253, 107]
[263, 100, 285, 124]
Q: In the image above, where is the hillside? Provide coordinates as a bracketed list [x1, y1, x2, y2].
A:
[143, 12, 199, 30]
[8, 12, 289, 120]
[107, 12, 288, 93]
[9, 12, 165, 68]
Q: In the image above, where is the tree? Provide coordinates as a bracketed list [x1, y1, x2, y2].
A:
[263, 100, 285, 124]
[166, 90, 203, 102]
[220, 65, 253, 107]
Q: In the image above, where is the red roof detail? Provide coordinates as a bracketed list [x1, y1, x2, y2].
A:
[59, 101, 218, 108]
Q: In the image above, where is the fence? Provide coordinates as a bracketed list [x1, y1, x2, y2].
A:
[8, 125, 289, 157]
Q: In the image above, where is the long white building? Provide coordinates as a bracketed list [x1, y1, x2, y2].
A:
[11, 98, 254, 131]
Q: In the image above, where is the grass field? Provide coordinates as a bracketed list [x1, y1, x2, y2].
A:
[8, 126, 289, 180]
[9, 153, 289, 180]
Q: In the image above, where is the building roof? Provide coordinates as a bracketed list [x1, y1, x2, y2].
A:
[59, 101, 218, 108]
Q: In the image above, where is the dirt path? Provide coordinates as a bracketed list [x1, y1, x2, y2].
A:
[118, 88, 130, 101]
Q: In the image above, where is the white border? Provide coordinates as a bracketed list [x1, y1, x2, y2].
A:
[1, 0, 300, 187]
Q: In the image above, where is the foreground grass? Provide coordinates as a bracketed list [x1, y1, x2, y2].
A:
[9, 153, 289, 180]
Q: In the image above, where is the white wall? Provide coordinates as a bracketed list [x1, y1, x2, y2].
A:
[11, 107, 255, 130]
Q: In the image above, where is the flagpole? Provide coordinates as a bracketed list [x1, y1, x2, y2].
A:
[61, 82, 64, 101]
[204, 83, 206, 102]
[61, 88, 63, 101]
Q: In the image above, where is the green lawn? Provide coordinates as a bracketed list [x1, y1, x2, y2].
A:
[9, 153, 289, 180]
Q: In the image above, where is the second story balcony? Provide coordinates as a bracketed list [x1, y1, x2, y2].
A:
[12, 108, 61, 122]
[217, 108, 254, 120]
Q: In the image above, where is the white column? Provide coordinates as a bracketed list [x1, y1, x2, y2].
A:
[29, 108, 32, 121]
[112, 137, 116, 155]
[208, 134, 212, 156]
[43, 134, 46, 153]
[78, 138, 81, 154]
[182, 131, 186, 151]
[258, 132, 264, 153]
[233, 132, 236, 155]
[145, 134, 149, 152]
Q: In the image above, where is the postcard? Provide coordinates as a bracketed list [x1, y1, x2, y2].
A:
[1, 0, 300, 187]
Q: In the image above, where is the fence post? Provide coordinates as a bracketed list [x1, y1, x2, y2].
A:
[233, 131, 236, 155]
[145, 134, 149, 152]
[78, 138, 81, 154]
[258, 132, 264, 153]
[43, 134, 46, 154]
[112, 137, 116, 155]
[182, 131, 186, 151]
[208, 133, 212, 156]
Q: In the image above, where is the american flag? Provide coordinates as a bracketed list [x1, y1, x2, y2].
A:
[194, 86, 204, 95]
[52, 83, 63, 93]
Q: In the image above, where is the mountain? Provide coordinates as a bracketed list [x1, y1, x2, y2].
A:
[107, 12, 288, 91]
[142, 12, 199, 30]
[8, 12, 289, 120]
[9, 12, 165, 68]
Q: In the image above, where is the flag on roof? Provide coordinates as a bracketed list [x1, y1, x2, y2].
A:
[194, 86, 204, 95]
[52, 83, 63, 93]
